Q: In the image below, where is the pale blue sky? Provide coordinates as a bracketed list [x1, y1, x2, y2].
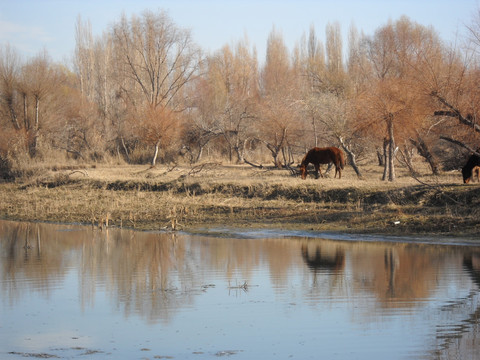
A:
[0, 0, 478, 64]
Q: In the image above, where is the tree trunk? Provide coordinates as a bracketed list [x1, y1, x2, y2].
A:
[382, 138, 388, 181]
[312, 116, 318, 147]
[30, 95, 40, 156]
[7, 97, 21, 130]
[410, 135, 439, 175]
[233, 138, 248, 164]
[399, 145, 418, 177]
[376, 148, 384, 166]
[23, 93, 30, 130]
[34, 95, 39, 132]
[151, 139, 161, 166]
[339, 137, 362, 178]
[273, 152, 281, 168]
[195, 146, 204, 163]
[120, 137, 130, 163]
[263, 141, 282, 168]
[387, 115, 395, 182]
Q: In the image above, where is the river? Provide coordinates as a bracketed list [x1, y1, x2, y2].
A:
[1, 220, 479, 359]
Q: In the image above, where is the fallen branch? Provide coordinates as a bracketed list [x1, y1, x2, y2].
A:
[68, 169, 89, 177]
[243, 158, 264, 169]
[134, 165, 156, 174]
[187, 162, 220, 176]
[55, 146, 85, 160]
[284, 162, 300, 176]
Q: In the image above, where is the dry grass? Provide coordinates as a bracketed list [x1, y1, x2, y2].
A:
[1, 161, 479, 237]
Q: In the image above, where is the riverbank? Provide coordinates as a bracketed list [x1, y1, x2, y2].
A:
[1, 163, 479, 238]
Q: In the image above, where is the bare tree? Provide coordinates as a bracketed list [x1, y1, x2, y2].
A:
[295, 25, 326, 148]
[0, 44, 21, 130]
[361, 17, 440, 181]
[137, 105, 180, 166]
[315, 92, 363, 177]
[110, 10, 202, 165]
[195, 39, 258, 163]
[75, 16, 115, 130]
[21, 50, 65, 156]
[326, 22, 344, 83]
[257, 28, 304, 167]
[112, 10, 201, 109]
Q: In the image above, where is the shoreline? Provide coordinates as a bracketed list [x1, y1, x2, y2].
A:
[2, 217, 480, 247]
[1, 164, 479, 242]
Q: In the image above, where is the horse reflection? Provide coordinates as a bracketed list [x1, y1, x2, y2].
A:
[463, 252, 480, 288]
[301, 244, 345, 273]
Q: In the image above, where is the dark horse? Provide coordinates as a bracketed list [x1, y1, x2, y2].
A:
[300, 147, 345, 179]
[462, 149, 480, 183]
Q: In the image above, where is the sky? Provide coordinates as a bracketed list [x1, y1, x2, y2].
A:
[0, 0, 479, 65]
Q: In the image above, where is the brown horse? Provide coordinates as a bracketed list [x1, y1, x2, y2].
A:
[300, 147, 345, 179]
[462, 150, 480, 183]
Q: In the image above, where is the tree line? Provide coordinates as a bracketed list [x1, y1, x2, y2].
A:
[1, 9, 480, 181]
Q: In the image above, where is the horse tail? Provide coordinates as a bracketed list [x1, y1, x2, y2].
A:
[338, 149, 345, 169]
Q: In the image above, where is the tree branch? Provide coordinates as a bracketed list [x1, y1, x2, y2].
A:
[439, 136, 480, 156]
[243, 158, 264, 169]
[431, 92, 480, 133]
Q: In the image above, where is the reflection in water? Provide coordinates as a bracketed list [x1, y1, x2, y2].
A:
[433, 252, 480, 359]
[300, 243, 345, 273]
[1, 220, 480, 359]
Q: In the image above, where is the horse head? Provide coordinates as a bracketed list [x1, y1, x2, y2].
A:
[462, 166, 471, 183]
[299, 163, 307, 179]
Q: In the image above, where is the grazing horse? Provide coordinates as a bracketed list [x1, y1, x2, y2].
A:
[462, 150, 480, 183]
[300, 147, 345, 179]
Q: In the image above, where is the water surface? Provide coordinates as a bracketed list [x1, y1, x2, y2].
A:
[1, 220, 479, 359]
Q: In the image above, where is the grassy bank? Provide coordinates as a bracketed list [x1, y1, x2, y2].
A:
[1, 163, 479, 238]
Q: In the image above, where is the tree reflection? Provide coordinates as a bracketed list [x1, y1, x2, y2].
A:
[1, 219, 480, 359]
[350, 243, 442, 306]
[1, 221, 72, 302]
[430, 251, 480, 360]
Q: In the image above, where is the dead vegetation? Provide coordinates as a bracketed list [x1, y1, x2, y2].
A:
[0, 162, 479, 237]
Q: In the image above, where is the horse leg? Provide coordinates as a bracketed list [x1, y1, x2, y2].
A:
[337, 162, 342, 179]
[317, 163, 323, 178]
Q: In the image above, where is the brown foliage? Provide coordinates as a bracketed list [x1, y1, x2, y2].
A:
[2, 10, 480, 180]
